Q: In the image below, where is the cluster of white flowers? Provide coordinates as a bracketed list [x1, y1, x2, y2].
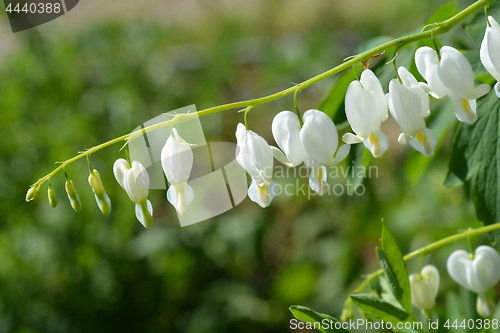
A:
[112, 128, 195, 228]
[409, 245, 500, 318]
[236, 109, 350, 207]
[28, 16, 500, 227]
[234, 16, 500, 208]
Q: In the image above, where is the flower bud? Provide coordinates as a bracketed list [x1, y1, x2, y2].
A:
[88, 169, 111, 215]
[48, 182, 58, 208]
[409, 265, 440, 311]
[65, 180, 81, 212]
[26, 185, 38, 202]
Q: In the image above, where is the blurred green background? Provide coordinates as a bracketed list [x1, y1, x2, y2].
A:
[0, 0, 493, 332]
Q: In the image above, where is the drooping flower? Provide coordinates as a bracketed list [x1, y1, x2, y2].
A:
[161, 128, 194, 215]
[447, 246, 500, 317]
[88, 169, 111, 215]
[416, 46, 490, 124]
[235, 123, 277, 207]
[113, 159, 153, 228]
[271, 109, 350, 195]
[343, 69, 389, 158]
[481, 15, 500, 98]
[65, 179, 82, 212]
[409, 265, 440, 311]
[48, 181, 58, 208]
[388, 67, 437, 157]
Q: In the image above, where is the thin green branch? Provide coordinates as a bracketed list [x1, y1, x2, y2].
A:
[30, 0, 496, 191]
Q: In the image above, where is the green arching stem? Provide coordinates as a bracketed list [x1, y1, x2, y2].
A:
[244, 106, 253, 130]
[124, 145, 132, 166]
[392, 50, 403, 84]
[31, 0, 496, 189]
[293, 87, 304, 126]
[86, 155, 95, 176]
[344, 223, 500, 312]
[486, 6, 492, 27]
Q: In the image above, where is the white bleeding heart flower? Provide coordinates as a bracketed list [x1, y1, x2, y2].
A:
[271, 109, 350, 196]
[416, 46, 490, 124]
[88, 169, 111, 216]
[236, 123, 277, 208]
[481, 16, 500, 98]
[388, 67, 438, 157]
[409, 265, 440, 311]
[161, 128, 195, 215]
[342, 69, 389, 158]
[113, 159, 153, 228]
[447, 245, 500, 317]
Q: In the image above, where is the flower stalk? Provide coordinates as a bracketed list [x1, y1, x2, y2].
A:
[28, 0, 496, 194]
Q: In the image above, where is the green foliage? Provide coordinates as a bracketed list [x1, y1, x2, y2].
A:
[424, 1, 459, 25]
[346, 143, 372, 193]
[289, 306, 350, 333]
[445, 90, 500, 241]
[380, 221, 413, 313]
[350, 293, 409, 324]
[349, 222, 413, 325]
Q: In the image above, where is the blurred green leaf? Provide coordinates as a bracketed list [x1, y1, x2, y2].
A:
[289, 305, 350, 333]
[380, 221, 412, 313]
[346, 143, 372, 193]
[445, 90, 500, 241]
[445, 292, 467, 333]
[350, 293, 409, 324]
[464, 1, 500, 46]
[424, 1, 458, 25]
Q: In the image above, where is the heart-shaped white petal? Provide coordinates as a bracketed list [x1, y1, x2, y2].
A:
[300, 109, 339, 165]
[272, 111, 306, 166]
[161, 128, 194, 185]
[113, 158, 130, 190]
[415, 46, 450, 99]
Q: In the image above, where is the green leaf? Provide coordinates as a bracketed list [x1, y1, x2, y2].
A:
[346, 143, 372, 193]
[379, 276, 406, 310]
[350, 293, 409, 325]
[380, 221, 412, 314]
[289, 305, 350, 333]
[464, 1, 500, 46]
[445, 90, 500, 241]
[377, 248, 403, 302]
[318, 66, 362, 126]
[424, 1, 458, 25]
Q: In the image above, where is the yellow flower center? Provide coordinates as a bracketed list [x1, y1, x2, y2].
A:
[459, 98, 477, 123]
[416, 130, 432, 156]
[368, 133, 380, 157]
